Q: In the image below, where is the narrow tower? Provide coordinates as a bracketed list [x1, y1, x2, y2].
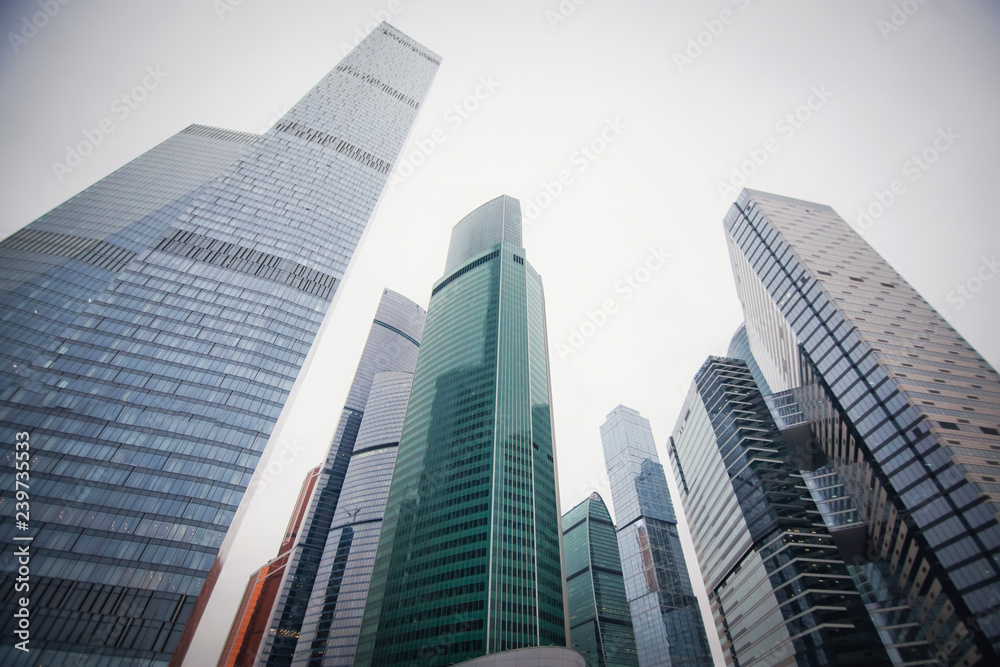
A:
[562, 493, 638, 667]
[356, 195, 567, 666]
[599, 406, 712, 666]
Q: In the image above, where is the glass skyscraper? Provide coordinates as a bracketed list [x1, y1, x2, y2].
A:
[724, 188, 1000, 665]
[0, 23, 439, 665]
[598, 406, 712, 667]
[669, 356, 891, 665]
[562, 493, 638, 667]
[218, 466, 321, 667]
[355, 195, 567, 666]
[254, 288, 425, 666]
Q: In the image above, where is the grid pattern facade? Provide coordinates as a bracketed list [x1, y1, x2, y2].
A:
[599, 406, 711, 667]
[0, 24, 438, 666]
[292, 371, 416, 665]
[563, 493, 638, 667]
[258, 290, 425, 666]
[669, 357, 890, 666]
[724, 189, 1000, 665]
[355, 196, 566, 666]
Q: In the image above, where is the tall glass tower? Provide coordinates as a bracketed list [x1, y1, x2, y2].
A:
[669, 356, 891, 665]
[255, 288, 425, 666]
[598, 406, 712, 667]
[562, 493, 638, 667]
[724, 188, 1000, 665]
[0, 24, 439, 665]
[355, 195, 567, 666]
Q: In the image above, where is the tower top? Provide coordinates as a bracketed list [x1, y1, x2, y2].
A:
[444, 194, 522, 272]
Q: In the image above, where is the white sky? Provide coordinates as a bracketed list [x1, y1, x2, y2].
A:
[2, 2, 999, 665]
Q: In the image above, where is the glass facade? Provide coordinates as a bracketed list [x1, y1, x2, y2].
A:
[292, 370, 417, 665]
[258, 289, 426, 666]
[669, 356, 891, 665]
[355, 195, 567, 666]
[724, 188, 1000, 665]
[562, 493, 638, 667]
[0, 23, 439, 666]
[599, 406, 711, 667]
[727, 323, 771, 396]
[218, 467, 321, 667]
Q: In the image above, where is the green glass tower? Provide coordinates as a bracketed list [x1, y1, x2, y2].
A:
[562, 493, 638, 667]
[355, 195, 567, 665]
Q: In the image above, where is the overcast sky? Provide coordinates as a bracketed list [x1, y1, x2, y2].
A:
[2, 1, 999, 665]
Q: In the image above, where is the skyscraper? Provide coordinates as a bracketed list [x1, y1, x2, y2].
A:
[599, 406, 712, 667]
[0, 24, 439, 665]
[254, 288, 425, 665]
[218, 467, 321, 667]
[669, 356, 891, 665]
[562, 493, 638, 667]
[355, 195, 567, 666]
[723, 188, 1000, 664]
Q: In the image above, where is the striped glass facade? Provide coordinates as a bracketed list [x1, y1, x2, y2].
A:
[0, 23, 438, 666]
[599, 406, 711, 667]
[562, 493, 638, 667]
[355, 195, 567, 666]
[292, 370, 417, 665]
[258, 289, 425, 666]
[724, 189, 1000, 665]
[669, 356, 890, 665]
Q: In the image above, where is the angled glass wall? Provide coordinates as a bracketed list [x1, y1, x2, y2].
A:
[0, 23, 439, 666]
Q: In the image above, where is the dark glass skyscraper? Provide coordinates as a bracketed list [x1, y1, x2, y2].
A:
[598, 405, 712, 667]
[724, 188, 1000, 665]
[562, 493, 638, 667]
[355, 195, 567, 666]
[0, 24, 438, 665]
[669, 356, 891, 665]
[255, 288, 425, 666]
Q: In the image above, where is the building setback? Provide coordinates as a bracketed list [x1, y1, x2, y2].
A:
[256, 289, 425, 666]
[355, 195, 568, 665]
[669, 356, 891, 665]
[723, 188, 1000, 664]
[562, 493, 639, 667]
[0, 23, 438, 665]
[599, 405, 712, 667]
